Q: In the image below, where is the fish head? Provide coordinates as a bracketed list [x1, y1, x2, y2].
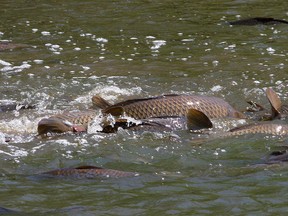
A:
[37, 117, 73, 135]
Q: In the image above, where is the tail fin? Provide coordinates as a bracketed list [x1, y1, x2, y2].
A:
[91, 95, 112, 109]
[186, 108, 213, 130]
[266, 87, 281, 119]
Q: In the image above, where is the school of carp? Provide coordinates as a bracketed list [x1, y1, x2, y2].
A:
[1, 86, 288, 180]
[1, 16, 288, 181]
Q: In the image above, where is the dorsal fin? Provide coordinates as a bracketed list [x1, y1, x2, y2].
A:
[91, 95, 112, 109]
[186, 108, 213, 130]
[104, 106, 124, 116]
[266, 87, 282, 119]
[75, 166, 103, 170]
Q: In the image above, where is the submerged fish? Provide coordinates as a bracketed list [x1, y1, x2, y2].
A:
[0, 41, 30, 51]
[229, 17, 288, 26]
[0, 103, 35, 112]
[92, 94, 245, 120]
[266, 150, 288, 164]
[41, 165, 138, 179]
[0, 206, 18, 214]
[226, 122, 288, 136]
[38, 110, 96, 135]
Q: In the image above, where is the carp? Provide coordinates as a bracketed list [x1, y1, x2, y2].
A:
[38, 110, 96, 135]
[178, 108, 288, 137]
[40, 165, 138, 179]
[0, 41, 30, 51]
[227, 122, 288, 136]
[92, 94, 245, 119]
[0, 103, 35, 112]
[229, 17, 288, 26]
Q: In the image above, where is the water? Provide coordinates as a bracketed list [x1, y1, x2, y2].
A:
[1, 0, 288, 214]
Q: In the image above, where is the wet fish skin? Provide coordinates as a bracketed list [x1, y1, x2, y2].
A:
[41, 166, 138, 179]
[94, 94, 245, 119]
[38, 110, 96, 135]
[229, 17, 288, 26]
[227, 122, 288, 136]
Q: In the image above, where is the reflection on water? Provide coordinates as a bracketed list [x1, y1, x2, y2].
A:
[1, 0, 288, 214]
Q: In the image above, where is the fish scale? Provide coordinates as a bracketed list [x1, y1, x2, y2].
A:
[228, 123, 288, 136]
[53, 111, 96, 125]
[103, 95, 245, 119]
[42, 166, 138, 179]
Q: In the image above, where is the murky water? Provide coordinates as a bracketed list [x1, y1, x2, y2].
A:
[1, 0, 288, 215]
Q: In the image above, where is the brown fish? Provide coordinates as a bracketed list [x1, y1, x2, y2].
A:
[41, 166, 138, 179]
[38, 110, 96, 135]
[227, 122, 288, 136]
[101, 108, 213, 133]
[92, 94, 245, 120]
[229, 17, 288, 26]
[179, 109, 288, 137]
[0, 41, 30, 51]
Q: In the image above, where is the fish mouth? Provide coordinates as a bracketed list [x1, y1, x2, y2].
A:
[37, 117, 73, 135]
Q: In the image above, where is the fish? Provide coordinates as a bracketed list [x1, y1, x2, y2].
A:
[226, 122, 288, 136]
[0, 206, 18, 214]
[175, 108, 288, 137]
[92, 94, 245, 120]
[229, 17, 288, 26]
[0, 41, 30, 51]
[265, 150, 288, 164]
[40, 165, 138, 179]
[0, 103, 35, 112]
[38, 110, 96, 135]
[101, 108, 213, 133]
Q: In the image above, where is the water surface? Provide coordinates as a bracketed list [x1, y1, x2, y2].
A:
[1, 0, 288, 215]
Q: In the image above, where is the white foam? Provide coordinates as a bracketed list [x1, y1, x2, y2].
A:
[41, 31, 51, 36]
[0, 59, 12, 66]
[151, 40, 166, 50]
[211, 85, 223, 92]
[0, 62, 31, 73]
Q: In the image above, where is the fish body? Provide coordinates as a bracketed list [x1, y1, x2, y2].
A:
[41, 166, 138, 179]
[93, 94, 245, 119]
[38, 110, 96, 135]
[0, 41, 30, 51]
[227, 122, 288, 136]
[229, 17, 288, 26]
[0, 103, 35, 112]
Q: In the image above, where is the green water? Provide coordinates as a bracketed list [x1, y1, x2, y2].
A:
[1, 0, 288, 215]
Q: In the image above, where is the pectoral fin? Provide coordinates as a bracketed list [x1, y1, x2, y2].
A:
[186, 108, 213, 130]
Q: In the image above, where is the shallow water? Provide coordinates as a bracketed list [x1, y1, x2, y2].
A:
[1, 0, 288, 215]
